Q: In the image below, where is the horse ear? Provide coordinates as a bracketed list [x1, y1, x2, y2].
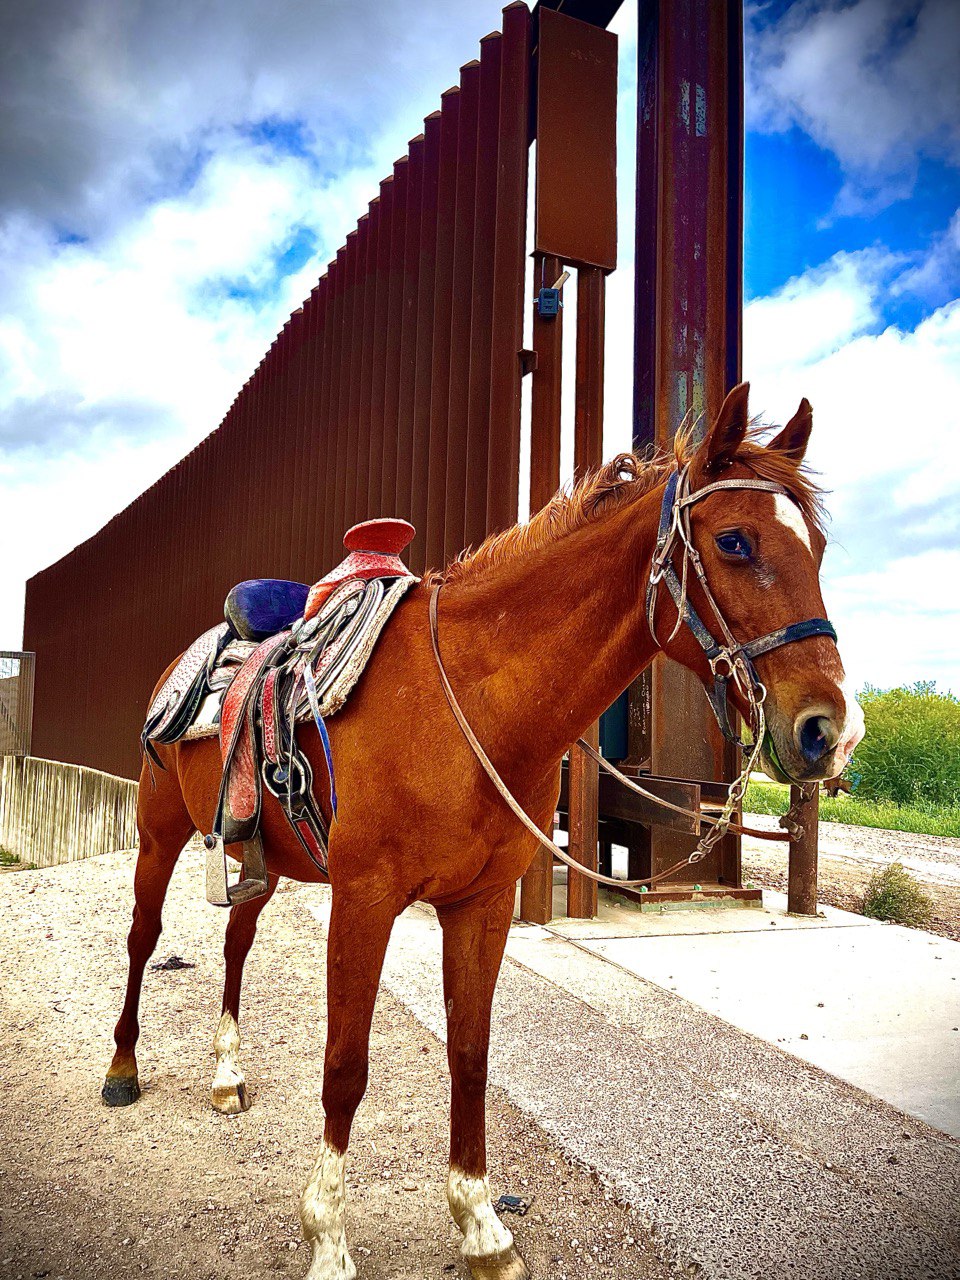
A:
[768, 399, 813, 461]
[701, 381, 750, 472]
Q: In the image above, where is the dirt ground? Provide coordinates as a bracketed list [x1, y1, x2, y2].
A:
[0, 850, 670, 1280]
[742, 815, 960, 942]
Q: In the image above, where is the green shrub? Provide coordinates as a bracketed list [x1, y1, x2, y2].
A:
[861, 862, 933, 927]
[744, 779, 960, 837]
[852, 683, 960, 808]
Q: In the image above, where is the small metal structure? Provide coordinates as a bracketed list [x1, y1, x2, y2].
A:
[21, 0, 820, 916]
[0, 651, 34, 758]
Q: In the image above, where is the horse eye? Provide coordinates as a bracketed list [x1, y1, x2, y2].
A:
[715, 531, 751, 559]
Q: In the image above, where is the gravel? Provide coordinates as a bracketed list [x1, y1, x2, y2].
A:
[0, 847, 669, 1280]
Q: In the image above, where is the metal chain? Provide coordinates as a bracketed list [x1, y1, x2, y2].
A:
[778, 780, 817, 839]
[688, 696, 768, 864]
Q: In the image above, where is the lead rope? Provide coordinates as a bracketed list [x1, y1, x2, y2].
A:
[429, 586, 775, 892]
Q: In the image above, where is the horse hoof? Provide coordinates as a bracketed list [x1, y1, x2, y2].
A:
[211, 1078, 249, 1115]
[467, 1246, 530, 1280]
[101, 1075, 141, 1107]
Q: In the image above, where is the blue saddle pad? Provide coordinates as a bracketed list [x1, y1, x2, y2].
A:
[224, 579, 310, 642]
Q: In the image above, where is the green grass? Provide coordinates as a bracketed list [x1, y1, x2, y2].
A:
[862, 862, 933, 926]
[745, 779, 960, 839]
[0, 847, 36, 870]
[853, 683, 960, 808]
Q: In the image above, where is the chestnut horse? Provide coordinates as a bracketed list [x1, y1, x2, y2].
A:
[103, 384, 862, 1280]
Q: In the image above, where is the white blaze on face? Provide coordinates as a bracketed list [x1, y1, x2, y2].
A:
[772, 493, 812, 551]
[301, 1140, 356, 1280]
[838, 673, 866, 761]
[447, 1167, 514, 1259]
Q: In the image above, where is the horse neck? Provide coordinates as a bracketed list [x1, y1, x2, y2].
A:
[437, 485, 665, 771]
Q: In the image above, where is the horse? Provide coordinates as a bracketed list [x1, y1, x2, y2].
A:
[102, 383, 863, 1280]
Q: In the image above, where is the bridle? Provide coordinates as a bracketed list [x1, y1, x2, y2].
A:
[429, 465, 838, 891]
[646, 462, 836, 750]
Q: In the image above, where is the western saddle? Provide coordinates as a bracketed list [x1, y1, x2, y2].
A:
[142, 519, 418, 906]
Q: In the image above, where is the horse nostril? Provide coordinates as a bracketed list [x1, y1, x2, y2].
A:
[797, 714, 837, 764]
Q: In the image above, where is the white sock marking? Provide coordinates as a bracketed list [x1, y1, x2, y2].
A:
[301, 1140, 356, 1280]
[447, 1167, 514, 1259]
[211, 1012, 247, 1110]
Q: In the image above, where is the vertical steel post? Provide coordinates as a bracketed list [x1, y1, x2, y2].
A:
[519, 251, 564, 925]
[633, 0, 745, 889]
[485, 1, 531, 539]
[566, 265, 606, 919]
[788, 787, 819, 915]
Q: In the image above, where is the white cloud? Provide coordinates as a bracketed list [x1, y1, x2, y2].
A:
[745, 251, 960, 692]
[0, 0, 511, 235]
[894, 209, 960, 306]
[746, 0, 960, 215]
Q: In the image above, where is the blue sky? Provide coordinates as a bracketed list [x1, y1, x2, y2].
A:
[0, 0, 957, 693]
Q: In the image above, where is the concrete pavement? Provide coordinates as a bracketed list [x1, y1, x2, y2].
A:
[543, 887, 960, 1139]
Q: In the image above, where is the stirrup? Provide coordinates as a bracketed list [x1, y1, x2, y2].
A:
[204, 833, 269, 907]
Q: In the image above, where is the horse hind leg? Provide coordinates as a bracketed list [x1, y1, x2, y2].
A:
[211, 872, 279, 1115]
[102, 760, 194, 1106]
[439, 887, 530, 1280]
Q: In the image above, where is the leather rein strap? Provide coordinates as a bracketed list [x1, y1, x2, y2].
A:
[428, 585, 705, 890]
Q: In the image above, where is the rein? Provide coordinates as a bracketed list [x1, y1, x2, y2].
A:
[429, 465, 834, 892]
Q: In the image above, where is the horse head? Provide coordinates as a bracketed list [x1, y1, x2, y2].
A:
[650, 381, 864, 785]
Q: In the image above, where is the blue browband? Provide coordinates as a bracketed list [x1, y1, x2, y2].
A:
[646, 466, 838, 745]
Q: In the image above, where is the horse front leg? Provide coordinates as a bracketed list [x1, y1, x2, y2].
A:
[211, 871, 279, 1115]
[438, 885, 529, 1280]
[300, 890, 398, 1280]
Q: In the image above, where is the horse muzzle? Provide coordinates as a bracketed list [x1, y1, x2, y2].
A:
[762, 698, 864, 785]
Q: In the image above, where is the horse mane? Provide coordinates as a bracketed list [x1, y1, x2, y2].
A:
[432, 424, 825, 586]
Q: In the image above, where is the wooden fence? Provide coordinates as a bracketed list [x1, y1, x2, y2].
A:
[0, 756, 137, 867]
[0, 651, 34, 757]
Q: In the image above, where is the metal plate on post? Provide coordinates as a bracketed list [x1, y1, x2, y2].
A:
[535, 8, 617, 272]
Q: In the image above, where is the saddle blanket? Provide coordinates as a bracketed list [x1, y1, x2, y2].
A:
[168, 575, 415, 743]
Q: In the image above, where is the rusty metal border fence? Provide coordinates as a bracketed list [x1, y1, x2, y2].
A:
[0, 651, 34, 758]
[21, 0, 777, 920]
[22, 2, 613, 785]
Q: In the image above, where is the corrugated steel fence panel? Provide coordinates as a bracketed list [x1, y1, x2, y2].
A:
[23, 3, 537, 780]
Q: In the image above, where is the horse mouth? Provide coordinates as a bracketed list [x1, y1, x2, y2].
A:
[761, 728, 849, 787]
[759, 732, 798, 786]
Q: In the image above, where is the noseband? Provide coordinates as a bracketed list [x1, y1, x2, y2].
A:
[647, 463, 836, 748]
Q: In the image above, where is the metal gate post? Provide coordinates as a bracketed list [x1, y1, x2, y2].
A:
[517, 6, 618, 921]
[519, 252, 565, 926]
[631, 0, 746, 889]
[788, 786, 819, 915]
[566, 265, 606, 918]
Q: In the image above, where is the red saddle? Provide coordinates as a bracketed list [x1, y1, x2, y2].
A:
[303, 518, 416, 621]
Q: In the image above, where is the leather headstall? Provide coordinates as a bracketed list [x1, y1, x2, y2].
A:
[646, 463, 837, 747]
